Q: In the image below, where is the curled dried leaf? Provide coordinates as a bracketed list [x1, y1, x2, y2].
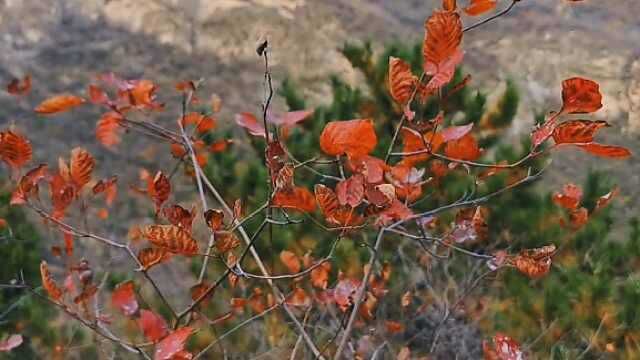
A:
[35, 94, 85, 114]
[511, 245, 556, 279]
[204, 209, 225, 231]
[40, 261, 63, 301]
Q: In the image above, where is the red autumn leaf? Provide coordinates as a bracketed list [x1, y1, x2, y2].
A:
[163, 204, 195, 233]
[286, 286, 311, 307]
[511, 245, 556, 279]
[0, 334, 23, 352]
[336, 174, 365, 207]
[569, 207, 589, 229]
[69, 147, 95, 190]
[154, 327, 193, 360]
[127, 80, 162, 109]
[73, 284, 98, 304]
[552, 120, 609, 144]
[573, 143, 631, 159]
[561, 77, 603, 114]
[96, 111, 124, 148]
[442, 0, 457, 11]
[552, 183, 583, 210]
[40, 261, 63, 301]
[209, 139, 232, 153]
[464, 0, 497, 16]
[424, 48, 464, 90]
[483, 333, 524, 360]
[49, 174, 75, 219]
[112, 281, 139, 317]
[138, 248, 171, 271]
[148, 171, 171, 211]
[35, 94, 86, 114]
[7, 75, 31, 96]
[595, 186, 619, 212]
[142, 225, 199, 255]
[444, 133, 481, 160]
[0, 130, 33, 168]
[385, 320, 404, 334]
[280, 250, 301, 274]
[315, 184, 364, 227]
[235, 112, 269, 138]
[386, 165, 424, 202]
[204, 209, 225, 232]
[346, 155, 389, 184]
[92, 176, 118, 206]
[440, 123, 474, 142]
[310, 262, 331, 289]
[531, 112, 560, 148]
[270, 110, 314, 127]
[63, 231, 74, 257]
[389, 56, 418, 104]
[138, 309, 169, 343]
[272, 186, 316, 213]
[196, 116, 216, 134]
[334, 278, 361, 312]
[319, 119, 377, 158]
[423, 10, 463, 75]
[398, 127, 444, 167]
[10, 164, 48, 205]
[87, 84, 109, 105]
[375, 199, 413, 226]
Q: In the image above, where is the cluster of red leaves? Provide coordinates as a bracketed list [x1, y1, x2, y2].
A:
[531, 77, 631, 158]
[111, 281, 193, 359]
[552, 183, 619, 229]
[483, 333, 524, 360]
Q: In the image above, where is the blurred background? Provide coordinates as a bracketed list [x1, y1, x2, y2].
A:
[1, 0, 639, 358]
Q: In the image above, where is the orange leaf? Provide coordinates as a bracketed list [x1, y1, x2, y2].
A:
[6, 75, 31, 96]
[423, 11, 463, 73]
[127, 80, 161, 109]
[574, 143, 631, 158]
[92, 176, 118, 206]
[444, 133, 481, 160]
[214, 232, 240, 254]
[272, 187, 316, 212]
[69, 147, 94, 190]
[464, 0, 497, 16]
[311, 262, 331, 289]
[196, 116, 216, 134]
[162, 204, 195, 233]
[319, 119, 377, 157]
[0, 130, 32, 168]
[336, 174, 365, 207]
[142, 225, 199, 255]
[204, 209, 225, 232]
[40, 261, 63, 301]
[154, 327, 192, 360]
[111, 281, 139, 317]
[96, 112, 124, 148]
[561, 77, 603, 114]
[148, 171, 171, 211]
[209, 139, 232, 153]
[87, 84, 109, 105]
[595, 186, 619, 212]
[280, 250, 301, 274]
[10, 164, 48, 205]
[552, 183, 582, 210]
[552, 120, 609, 144]
[138, 248, 171, 270]
[442, 0, 457, 11]
[235, 112, 269, 138]
[511, 245, 556, 279]
[389, 57, 418, 104]
[35, 94, 85, 114]
[138, 310, 168, 343]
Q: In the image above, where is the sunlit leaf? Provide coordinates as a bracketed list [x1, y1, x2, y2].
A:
[561, 77, 603, 114]
[154, 327, 192, 360]
[142, 225, 199, 255]
[35, 94, 85, 114]
[40, 261, 63, 301]
[319, 119, 377, 158]
[0, 130, 33, 169]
